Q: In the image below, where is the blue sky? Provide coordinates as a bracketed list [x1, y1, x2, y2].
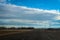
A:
[0, 0, 60, 28]
[7, 0, 60, 10]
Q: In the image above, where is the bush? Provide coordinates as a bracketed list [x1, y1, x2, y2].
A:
[0, 27, 6, 30]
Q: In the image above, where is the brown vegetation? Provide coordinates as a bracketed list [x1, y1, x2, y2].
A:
[0, 29, 60, 40]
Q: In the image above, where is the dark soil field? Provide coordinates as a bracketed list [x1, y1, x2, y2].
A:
[0, 29, 60, 40]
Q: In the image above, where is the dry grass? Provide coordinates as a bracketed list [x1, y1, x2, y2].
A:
[0, 29, 60, 40]
[0, 29, 32, 36]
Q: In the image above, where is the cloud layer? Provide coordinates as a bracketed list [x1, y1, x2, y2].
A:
[0, 3, 59, 20]
[0, 3, 60, 28]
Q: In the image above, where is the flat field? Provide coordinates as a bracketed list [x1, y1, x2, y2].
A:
[0, 29, 60, 40]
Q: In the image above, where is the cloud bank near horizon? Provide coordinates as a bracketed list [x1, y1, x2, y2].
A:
[0, 2, 60, 28]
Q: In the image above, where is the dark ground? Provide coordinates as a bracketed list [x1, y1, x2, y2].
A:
[0, 29, 60, 40]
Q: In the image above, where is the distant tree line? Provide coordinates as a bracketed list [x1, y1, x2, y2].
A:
[0, 27, 6, 30]
[0, 27, 60, 30]
[0, 27, 34, 30]
[46, 28, 60, 30]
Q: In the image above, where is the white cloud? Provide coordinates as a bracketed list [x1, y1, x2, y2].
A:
[0, 3, 60, 14]
[0, 19, 48, 24]
[0, 3, 60, 28]
[54, 14, 60, 20]
[0, 3, 59, 20]
[0, 19, 50, 28]
[0, 0, 7, 3]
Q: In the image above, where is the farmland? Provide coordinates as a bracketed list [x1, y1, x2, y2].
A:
[0, 29, 60, 40]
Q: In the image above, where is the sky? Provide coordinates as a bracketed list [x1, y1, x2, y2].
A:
[0, 0, 60, 28]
